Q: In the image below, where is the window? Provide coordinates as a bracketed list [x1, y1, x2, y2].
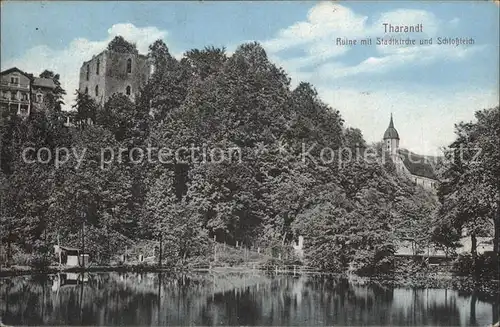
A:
[126, 85, 131, 95]
[10, 77, 19, 84]
[96, 59, 100, 75]
[85, 87, 89, 94]
[21, 93, 28, 101]
[9, 103, 17, 114]
[37, 94, 43, 103]
[86, 64, 90, 81]
[127, 58, 132, 73]
[10, 91, 17, 100]
[95, 85, 99, 96]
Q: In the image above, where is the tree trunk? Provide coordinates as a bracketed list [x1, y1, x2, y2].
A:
[471, 232, 477, 277]
[43, 228, 47, 265]
[470, 291, 477, 326]
[157, 272, 162, 324]
[7, 237, 11, 267]
[79, 275, 84, 323]
[81, 221, 85, 269]
[159, 233, 163, 267]
[471, 232, 477, 257]
[57, 232, 61, 268]
[494, 204, 499, 254]
[106, 225, 110, 263]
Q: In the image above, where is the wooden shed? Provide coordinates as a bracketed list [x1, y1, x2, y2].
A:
[54, 245, 90, 267]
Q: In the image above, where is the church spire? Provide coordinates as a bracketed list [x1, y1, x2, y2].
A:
[383, 113, 399, 140]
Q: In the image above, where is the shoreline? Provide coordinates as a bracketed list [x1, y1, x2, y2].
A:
[0, 264, 324, 277]
[0, 264, 192, 277]
[1, 265, 498, 297]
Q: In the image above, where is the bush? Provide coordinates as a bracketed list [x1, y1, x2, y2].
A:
[186, 255, 211, 268]
[453, 252, 499, 277]
[3, 243, 31, 266]
[220, 253, 244, 267]
[283, 254, 302, 266]
[454, 253, 476, 275]
[478, 252, 499, 278]
[261, 257, 283, 270]
[29, 253, 51, 270]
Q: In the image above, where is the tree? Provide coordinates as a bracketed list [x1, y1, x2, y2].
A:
[437, 106, 499, 270]
[183, 46, 227, 81]
[39, 70, 66, 112]
[107, 36, 138, 54]
[73, 91, 98, 126]
[144, 171, 208, 263]
[145, 40, 188, 122]
[98, 94, 136, 142]
[344, 127, 367, 149]
[473, 107, 500, 253]
[46, 125, 133, 261]
[148, 39, 174, 74]
[0, 112, 72, 266]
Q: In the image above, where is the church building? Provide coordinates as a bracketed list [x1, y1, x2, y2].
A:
[383, 114, 438, 190]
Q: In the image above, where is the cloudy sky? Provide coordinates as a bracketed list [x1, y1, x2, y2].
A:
[1, 1, 498, 155]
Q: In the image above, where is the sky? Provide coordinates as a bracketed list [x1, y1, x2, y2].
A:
[1, 1, 498, 155]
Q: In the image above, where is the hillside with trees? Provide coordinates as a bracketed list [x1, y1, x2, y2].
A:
[0, 37, 497, 275]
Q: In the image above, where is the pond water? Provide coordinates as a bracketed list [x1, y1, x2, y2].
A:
[0, 272, 498, 326]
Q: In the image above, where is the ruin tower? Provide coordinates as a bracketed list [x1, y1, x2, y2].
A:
[78, 48, 150, 106]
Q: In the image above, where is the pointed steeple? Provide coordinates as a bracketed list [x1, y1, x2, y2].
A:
[383, 113, 399, 140]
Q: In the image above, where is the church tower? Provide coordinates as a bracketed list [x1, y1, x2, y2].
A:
[383, 113, 399, 156]
[381, 114, 438, 191]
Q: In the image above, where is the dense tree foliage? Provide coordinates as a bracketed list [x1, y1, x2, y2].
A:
[73, 91, 98, 126]
[1, 37, 496, 273]
[39, 70, 66, 112]
[107, 36, 138, 54]
[434, 107, 499, 266]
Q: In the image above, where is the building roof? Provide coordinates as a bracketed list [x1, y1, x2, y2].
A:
[33, 77, 56, 89]
[398, 149, 438, 180]
[0, 67, 31, 78]
[55, 245, 81, 252]
[1, 67, 26, 75]
[383, 114, 400, 140]
[1, 68, 56, 89]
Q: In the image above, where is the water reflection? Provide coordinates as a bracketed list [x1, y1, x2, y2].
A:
[0, 272, 498, 326]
